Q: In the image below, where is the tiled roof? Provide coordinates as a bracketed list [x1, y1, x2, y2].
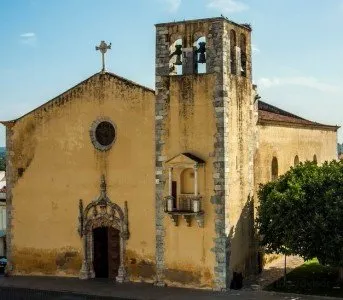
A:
[182, 153, 205, 164]
[258, 101, 339, 130]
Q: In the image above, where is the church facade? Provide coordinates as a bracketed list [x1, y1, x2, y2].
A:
[1, 17, 338, 290]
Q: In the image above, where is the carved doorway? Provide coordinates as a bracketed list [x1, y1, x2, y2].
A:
[78, 175, 129, 282]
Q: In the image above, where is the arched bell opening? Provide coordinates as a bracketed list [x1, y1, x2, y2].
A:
[240, 33, 247, 77]
[193, 36, 206, 74]
[230, 29, 237, 75]
[169, 38, 183, 75]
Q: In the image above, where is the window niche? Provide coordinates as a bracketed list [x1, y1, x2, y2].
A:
[271, 157, 278, 181]
[240, 33, 247, 77]
[169, 38, 183, 75]
[193, 36, 206, 74]
[313, 154, 318, 164]
[294, 155, 299, 166]
[164, 153, 205, 227]
[230, 29, 237, 75]
[180, 168, 194, 194]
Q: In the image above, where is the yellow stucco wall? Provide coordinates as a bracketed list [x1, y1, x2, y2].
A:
[7, 73, 156, 279]
[162, 74, 217, 288]
[254, 123, 338, 267]
[226, 75, 256, 276]
[255, 124, 338, 189]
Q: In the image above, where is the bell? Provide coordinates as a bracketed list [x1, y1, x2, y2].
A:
[175, 54, 182, 66]
[198, 53, 206, 64]
[197, 42, 206, 64]
[173, 45, 183, 66]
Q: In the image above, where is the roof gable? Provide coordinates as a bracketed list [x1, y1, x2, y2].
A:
[1, 72, 154, 125]
[165, 153, 205, 167]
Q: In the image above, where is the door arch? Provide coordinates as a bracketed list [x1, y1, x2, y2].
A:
[78, 175, 129, 282]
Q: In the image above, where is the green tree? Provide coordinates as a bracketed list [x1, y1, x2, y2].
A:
[257, 160, 343, 281]
[0, 156, 5, 171]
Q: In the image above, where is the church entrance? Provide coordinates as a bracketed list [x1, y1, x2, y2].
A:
[78, 176, 129, 282]
[93, 227, 120, 279]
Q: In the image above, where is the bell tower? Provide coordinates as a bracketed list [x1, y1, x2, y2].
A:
[154, 17, 256, 290]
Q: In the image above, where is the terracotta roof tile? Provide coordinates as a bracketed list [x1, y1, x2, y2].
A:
[258, 101, 339, 130]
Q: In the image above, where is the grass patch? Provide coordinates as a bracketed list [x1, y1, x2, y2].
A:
[265, 259, 343, 298]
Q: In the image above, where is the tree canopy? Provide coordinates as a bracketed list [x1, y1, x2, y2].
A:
[257, 160, 343, 269]
[0, 157, 5, 171]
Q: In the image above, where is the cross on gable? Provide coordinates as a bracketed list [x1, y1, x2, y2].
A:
[95, 41, 112, 73]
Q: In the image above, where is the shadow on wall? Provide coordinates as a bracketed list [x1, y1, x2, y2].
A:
[227, 196, 259, 290]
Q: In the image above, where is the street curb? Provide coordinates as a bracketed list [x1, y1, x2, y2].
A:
[259, 290, 341, 300]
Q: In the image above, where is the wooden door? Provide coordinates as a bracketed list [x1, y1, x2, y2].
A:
[108, 227, 120, 279]
[93, 227, 109, 278]
[172, 181, 177, 209]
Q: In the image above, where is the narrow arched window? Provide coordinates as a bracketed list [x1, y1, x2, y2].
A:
[194, 36, 206, 74]
[240, 33, 247, 77]
[313, 154, 318, 164]
[294, 155, 299, 166]
[169, 38, 183, 75]
[271, 157, 278, 181]
[230, 30, 237, 75]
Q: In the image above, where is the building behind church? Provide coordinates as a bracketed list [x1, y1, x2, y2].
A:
[0, 172, 6, 257]
[0, 17, 339, 290]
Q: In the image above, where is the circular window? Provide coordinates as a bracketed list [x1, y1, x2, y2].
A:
[95, 121, 115, 146]
[90, 118, 116, 151]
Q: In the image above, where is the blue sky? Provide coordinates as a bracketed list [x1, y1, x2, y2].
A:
[0, 0, 342, 146]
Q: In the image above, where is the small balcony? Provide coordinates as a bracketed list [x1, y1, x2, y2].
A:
[164, 195, 204, 227]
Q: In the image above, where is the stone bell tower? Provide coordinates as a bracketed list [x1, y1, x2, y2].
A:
[155, 17, 257, 290]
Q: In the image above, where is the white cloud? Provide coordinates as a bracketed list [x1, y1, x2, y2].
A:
[257, 76, 342, 93]
[20, 32, 35, 38]
[207, 0, 249, 13]
[20, 32, 37, 46]
[252, 44, 260, 53]
[162, 0, 181, 13]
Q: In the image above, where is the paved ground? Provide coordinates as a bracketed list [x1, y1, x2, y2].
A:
[0, 276, 336, 300]
[245, 255, 305, 290]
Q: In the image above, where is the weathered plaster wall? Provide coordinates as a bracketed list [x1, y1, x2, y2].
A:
[226, 77, 255, 277]
[255, 125, 338, 189]
[163, 75, 217, 288]
[6, 73, 156, 280]
[155, 19, 226, 289]
[155, 18, 254, 290]
[224, 22, 256, 279]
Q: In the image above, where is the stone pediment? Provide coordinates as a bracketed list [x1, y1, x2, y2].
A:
[165, 153, 205, 167]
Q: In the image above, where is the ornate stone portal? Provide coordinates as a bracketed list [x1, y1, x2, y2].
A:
[78, 175, 129, 282]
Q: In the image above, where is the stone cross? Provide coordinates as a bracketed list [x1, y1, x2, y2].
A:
[95, 41, 111, 73]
